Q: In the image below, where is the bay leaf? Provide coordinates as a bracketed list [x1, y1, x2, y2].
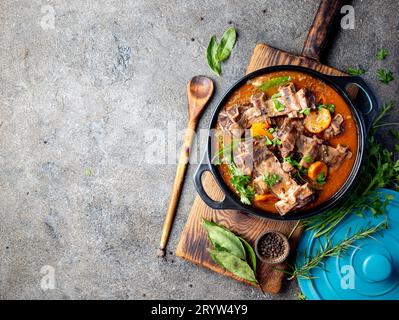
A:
[209, 249, 258, 285]
[239, 237, 257, 272]
[202, 219, 245, 260]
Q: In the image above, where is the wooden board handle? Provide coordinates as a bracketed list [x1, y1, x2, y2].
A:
[301, 0, 343, 61]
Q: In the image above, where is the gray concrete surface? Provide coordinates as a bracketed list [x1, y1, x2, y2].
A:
[0, 0, 398, 300]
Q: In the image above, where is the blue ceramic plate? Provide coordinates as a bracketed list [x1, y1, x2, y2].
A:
[297, 188, 399, 300]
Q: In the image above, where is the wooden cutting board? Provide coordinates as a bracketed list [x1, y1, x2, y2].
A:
[176, 0, 348, 294]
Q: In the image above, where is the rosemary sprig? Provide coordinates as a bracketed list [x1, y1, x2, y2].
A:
[284, 220, 389, 280]
[302, 101, 399, 237]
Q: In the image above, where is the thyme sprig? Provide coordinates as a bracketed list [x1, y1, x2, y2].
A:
[284, 220, 389, 280]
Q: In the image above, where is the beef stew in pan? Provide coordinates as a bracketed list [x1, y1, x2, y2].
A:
[213, 71, 357, 216]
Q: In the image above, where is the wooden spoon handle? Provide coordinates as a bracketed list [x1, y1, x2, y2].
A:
[158, 122, 197, 256]
[301, 0, 343, 61]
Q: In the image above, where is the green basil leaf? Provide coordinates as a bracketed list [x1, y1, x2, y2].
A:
[206, 35, 221, 76]
[257, 76, 291, 91]
[208, 249, 258, 285]
[216, 27, 237, 62]
[238, 237, 257, 272]
[202, 219, 246, 260]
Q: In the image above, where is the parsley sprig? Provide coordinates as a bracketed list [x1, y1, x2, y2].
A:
[347, 67, 365, 76]
[377, 69, 394, 84]
[376, 48, 389, 60]
[228, 163, 255, 205]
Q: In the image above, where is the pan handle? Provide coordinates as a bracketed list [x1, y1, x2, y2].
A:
[301, 0, 344, 61]
[328, 75, 379, 132]
[194, 154, 237, 210]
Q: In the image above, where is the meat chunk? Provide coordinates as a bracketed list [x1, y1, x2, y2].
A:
[233, 140, 254, 175]
[253, 176, 269, 194]
[242, 106, 264, 128]
[276, 84, 316, 118]
[323, 114, 344, 140]
[253, 152, 315, 215]
[217, 109, 244, 138]
[275, 183, 314, 215]
[217, 110, 233, 131]
[296, 88, 316, 111]
[319, 143, 350, 170]
[299, 135, 322, 168]
[253, 139, 272, 165]
[278, 118, 304, 158]
[226, 105, 240, 122]
[250, 84, 314, 119]
[282, 161, 295, 173]
[250, 92, 267, 110]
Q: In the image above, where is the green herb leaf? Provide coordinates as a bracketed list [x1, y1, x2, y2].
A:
[208, 249, 258, 285]
[285, 220, 388, 280]
[315, 172, 326, 185]
[376, 48, 389, 60]
[284, 156, 306, 174]
[347, 67, 365, 76]
[268, 127, 275, 133]
[265, 136, 273, 146]
[389, 129, 399, 140]
[257, 76, 292, 91]
[206, 35, 221, 76]
[228, 163, 255, 205]
[302, 155, 313, 164]
[318, 104, 335, 113]
[271, 92, 282, 99]
[296, 292, 307, 300]
[300, 107, 311, 116]
[263, 173, 280, 187]
[272, 137, 282, 146]
[202, 219, 246, 260]
[377, 69, 394, 84]
[216, 27, 237, 62]
[238, 237, 257, 272]
[273, 98, 285, 112]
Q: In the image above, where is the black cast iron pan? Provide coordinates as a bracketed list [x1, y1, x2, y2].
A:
[194, 65, 378, 221]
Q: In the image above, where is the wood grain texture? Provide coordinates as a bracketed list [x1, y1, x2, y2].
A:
[301, 0, 344, 61]
[159, 76, 214, 256]
[176, 43, 349, 294]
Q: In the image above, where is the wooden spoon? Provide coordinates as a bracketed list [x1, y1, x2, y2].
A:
[158, 76, 214, 257]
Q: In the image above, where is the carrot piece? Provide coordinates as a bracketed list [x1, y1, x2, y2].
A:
[308, 161, 328, 181]
[304, 108, 332, 133]
[250, 122, 272, 139]
[254, 193, 278, 202]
